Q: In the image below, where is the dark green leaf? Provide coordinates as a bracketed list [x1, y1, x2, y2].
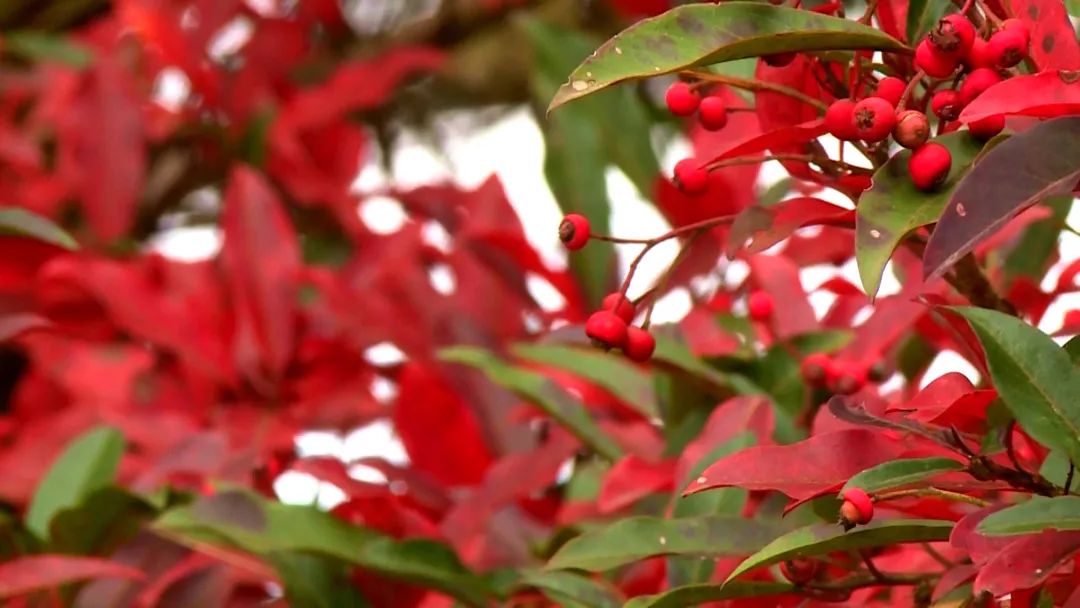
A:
[1066, 335, 1080, 365]
[924, 117, 1080, 282]
[625, 581, 795, 608]
[842, 458, 965, 494]
[905, 0, 948, 46]
[856, 132, 987, 298]
[549, 3, 907, 110]
[50, 488, 155, 556]
[652, 330, 758, 395]
[950, 306, 1080, 465]
[268, 553, 370, 608]
[27, 426, 125, 540]
[439, 347, 623, 460]
[512, 343, 657, 418]
[0, 208, 78, 250]
[725, 520, 954, 582]
[547, 515, 782, 572]
[518, 570, 622, 608]
[2, 31, 93, 68]
[977, 496, 1080, 535]
[1039, 450, 1073, 488]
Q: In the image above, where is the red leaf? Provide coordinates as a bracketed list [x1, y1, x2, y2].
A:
[58, 58, 145, 241]
[1005, 0, 1080, 70]
[974, 531, 1080, 595]
[887, 372, 976, 414]
[674, 396, 774, 492]
[960, 70, 1080, 123]
[0, 555, 144, 599]
[932, 564, 979, 602]
[951, 505, 1023, 565]
[221, 166, 302, 383]
[703, 120, 828, 166]
[597, 455, 675, 514]
[728, 197, 853, 256]
[746, 254, 818, 338]
[685, 429, 902, 500]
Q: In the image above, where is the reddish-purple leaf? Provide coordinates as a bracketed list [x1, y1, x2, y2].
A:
[1006, 0, 1080, 70]
[960, 71, 1080, 123]
[684, 428, 902, 500]
[973, 531, 1080, 595]
[598, 455, 675, 514]
[221, 166, 302, 383]
[932, 564, 979, 601]
[924, 116, 1080, 282]
[951, 505, 1022, 565]
[0, 555, 144, 599]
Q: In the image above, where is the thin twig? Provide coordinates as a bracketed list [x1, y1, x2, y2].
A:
[684, 70, 829, 111]
[874, 487, 991, 507]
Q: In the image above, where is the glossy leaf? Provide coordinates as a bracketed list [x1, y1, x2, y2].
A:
[518, 570, 622, 608]
[26, 426, 125, 540]
[547, 515, 782, 571]
[959, 71, 1080, 123]
[624, 581, 796, 608]
[951, 306, 1080, 464]
[725, 520, 955, 581]
[855, 132, 986, 298]
[513, 343, 658, 418]
[924, 117, 1080, 282]
[440, 346, 623, 460]
[977, 496, 1080, 535]
[842, 458, 965, 494]
[0, 208, 77, 250]
[0, 555, 143, 599]
[549, 3, 907, 110]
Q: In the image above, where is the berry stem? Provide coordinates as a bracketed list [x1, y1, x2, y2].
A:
[896, 70, 925, 111]
[641, 229, 706, 329]
[974, 0, 1003, 24]
[702, 153, 873, 176]
[873, 487, 991, 507]
[858, 0, 881, 24]
[683, 70, 829, 112]
[591, 234, 652, 244]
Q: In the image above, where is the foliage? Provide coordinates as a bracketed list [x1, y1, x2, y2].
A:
[1, 0, 1080, 606]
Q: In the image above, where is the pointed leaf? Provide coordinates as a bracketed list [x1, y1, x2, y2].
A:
[855, 132, 986, 298]
[549, 3, 907, 110]
[842, 458, 965, 494]
[0, 556, 143, 599]
[725, 520, 955, 582]
[547, 516, 783, 571]
[959, 71, 1080, 123]
[26, 426, 125, 540]
[0, 208, 77, 250]
[924, 117, 1080, 282]
[624, 581, 796, 608]
[977, 496, 1080, 535]
[950, 306, 1080, 465]
[440, 346, 623, 460]
[518, 571, 622, 608]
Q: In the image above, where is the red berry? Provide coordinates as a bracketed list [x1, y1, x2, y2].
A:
[622, 327, 656, 362]
[763, 52, 796, 67]
[851, 97, 896, 142]
[931, 89, 963, 121]
[801, 353, 832, 387]
[988, 29, 1027, 68]
[559, 214, 591, 250]
[673, 159, 709, 195]
[929, 14, 977, 57]
[585, 311, 628, 349]
[874, 76, 907, 107]
[959, 68, 1002, 105]
[665, 81, 700, 116]
[894, 110, 930, 149]
[747, 291, 774, 321]
[915, 39, 959, 78]
[698, 96, 728, 131]
[780, 558, 823, 585]
[909, 142, 952, 191]
[825, 99, 859, 141]
[1001, 18, 1031, 48]
[829, 361, 868, 395]
[966, 37, 996, 68]
[840, 487, 874, 524]
[602, 292, 636, 324]
[968, 114, 1005, 140]
[867, 361, 890, 383]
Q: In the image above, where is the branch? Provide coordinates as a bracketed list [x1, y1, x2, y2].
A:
[945, 253, 1018, 316]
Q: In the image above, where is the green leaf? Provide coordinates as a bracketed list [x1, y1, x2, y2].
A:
[977, 496, 1080, 536]
[268, 552, 370, 608]
[0, 208, 78, 250]
[725, 520, 954, 582]
[673, 434, 753, 518]
[27, 426, 125, 540]
[155, 490, 489, 606]
[905, 0, 948, 46]
[548, 3, 907, 110]
[49, 488, 156, 556]
[625, 581, 796, 608]
[652, 331, 758, 395]
[518, 570, 622, 608]
[547, 515, 782, 572]
[2, 31, 93, 68]
[924, 117, 1080, 282]
[439, 346, 623, 460]
[1066, 335, 1080, 365]
[950, 306, 1080, 465]
[856, 132, 987, 298]
[841, 458, 965, 494]
[512, 343, 658, 418]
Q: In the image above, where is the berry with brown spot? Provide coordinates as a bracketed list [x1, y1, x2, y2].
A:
[559, 214, 591, 251]
[989, 28, 1028, 68]
[674, 159, 709, 195]
[852, 97, 896, 142]
[894, 110, 930, 149]
[931, 89, 963, 121]
[929, 14, 976, 57]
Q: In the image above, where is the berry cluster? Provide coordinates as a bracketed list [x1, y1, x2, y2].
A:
[665, 81, 730, 131]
